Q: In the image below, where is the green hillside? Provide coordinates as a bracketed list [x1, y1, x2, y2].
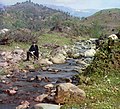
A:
[1, 1, 72, 31]
[80, 8, 120, 35]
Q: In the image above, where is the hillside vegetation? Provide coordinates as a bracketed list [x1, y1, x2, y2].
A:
[80, 8, 120, 35]
[1, 2, 120, 39]
[78, 39, 120, 109]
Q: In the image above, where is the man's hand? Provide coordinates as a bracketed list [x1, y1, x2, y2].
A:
[30, 51, 35, 54]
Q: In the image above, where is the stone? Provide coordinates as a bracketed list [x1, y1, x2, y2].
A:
[16, 100, 30, 109]
[50, 53, 66, 64]
[84, 49, 96, 57]
[0, 62, 8, 67]
[39, 58, 53, 65]
[44, 84, 54, 89]
[55, 83, 86, 104]
[34, 94, 48, 102]
[32, 103, 61, 109]
[36, 75, 42, 81]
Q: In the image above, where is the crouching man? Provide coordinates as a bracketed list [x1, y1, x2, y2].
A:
[25, 41, 39, 61]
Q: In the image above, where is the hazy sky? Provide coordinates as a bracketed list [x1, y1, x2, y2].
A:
[0, 0, 120, 9]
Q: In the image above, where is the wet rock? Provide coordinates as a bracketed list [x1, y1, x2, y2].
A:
[44, 84, 54, 89]
[27, 76, 35, 82]
[55, 83, 86, 104]
[26, 64, 35, 72]
[43, 77, 51, 82]
[36, 75, 42, 81]
[34, 94, 48, 102]
[76, 59, 89, 67]
[50, 53, 66, 64]
[41, 67, 48, 71]
[32, 103, 61, 109]
[0, 99, 2, 102]
[16, 100, 30, 109]
[6, 74, 11, 78]
[39, 58, 53, 65]
[32, 83, 40, 88]
[84, 49, 96, 57]
[5, 89, 17, 96]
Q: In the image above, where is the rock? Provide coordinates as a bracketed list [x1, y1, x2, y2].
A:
[16, 100, 30, 109]
[84, 49, 96, 57]
[55, 83, 86, 104]
[5, 89, 17, 96]
[26, 64, 35, 71]
[76, 60, 89, 67]
[51, 53, 66, 64]
[32, 103, 61, 109]
[34, 94, 48, 102]
[13, 49, 24, 55]
[27, 76, 35, 82]
[41, 67, 48, 71]
[36, 75, 42, 81]
[44, 84, 54, 89]
[39, 58, 53, 65]
[0, 62, 8, 67]
[5, 52, 13, 60]
[108, 34, 118, 40]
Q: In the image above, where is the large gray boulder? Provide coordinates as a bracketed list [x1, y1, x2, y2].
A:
[55, 83, 86, 104]
[50, 53, 66, 64]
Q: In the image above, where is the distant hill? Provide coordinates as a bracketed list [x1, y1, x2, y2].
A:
[80, 8, 120, 35]
[0, 1, 72, 30]
[44, 4, 99, 17]
[0, 4, 4, 10]
[1, 2, 120, 37]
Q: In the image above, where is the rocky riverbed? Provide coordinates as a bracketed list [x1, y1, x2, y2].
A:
[0, 39, 96, 109]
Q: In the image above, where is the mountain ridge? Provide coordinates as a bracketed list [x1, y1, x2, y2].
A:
[44, 4, 99, 17]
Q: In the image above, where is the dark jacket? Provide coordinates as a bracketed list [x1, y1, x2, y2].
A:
[29, 44, 39, 58]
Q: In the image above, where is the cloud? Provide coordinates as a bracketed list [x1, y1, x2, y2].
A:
[54, 0, 76, 4]
[0, 0, 120, 9]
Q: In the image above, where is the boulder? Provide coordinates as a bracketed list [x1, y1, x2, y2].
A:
[16, 101, 30, 109]
[55, 83, 85, 104]
[50, 53, 66, 64]
[39, 58, 53, 65]
[34, 94, 48, 102]
[32, 103, 61, 109]
[84, 49, 96, 57]
[108, 34, 118, 40]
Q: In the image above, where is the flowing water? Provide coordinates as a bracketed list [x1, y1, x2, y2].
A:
[0, 58, 83, 109]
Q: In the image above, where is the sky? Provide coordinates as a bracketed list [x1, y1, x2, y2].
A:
[0, 0, 120, 9]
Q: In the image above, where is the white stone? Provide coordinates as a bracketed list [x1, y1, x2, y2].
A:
[84, 49, 96, 57]
[33, 103, 61, 109]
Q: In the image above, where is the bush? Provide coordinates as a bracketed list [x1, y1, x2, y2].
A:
[5, 28, 39, 43]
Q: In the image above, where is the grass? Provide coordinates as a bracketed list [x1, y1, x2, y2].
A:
[38, 33, 73, 46]
[0, 33, 73, 52]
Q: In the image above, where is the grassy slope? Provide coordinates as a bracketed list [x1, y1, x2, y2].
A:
[79, 8, 120, 35]
[80, 39, 120, 108]
[0, 33, 73, 52]
[80, 40, 120, 109]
